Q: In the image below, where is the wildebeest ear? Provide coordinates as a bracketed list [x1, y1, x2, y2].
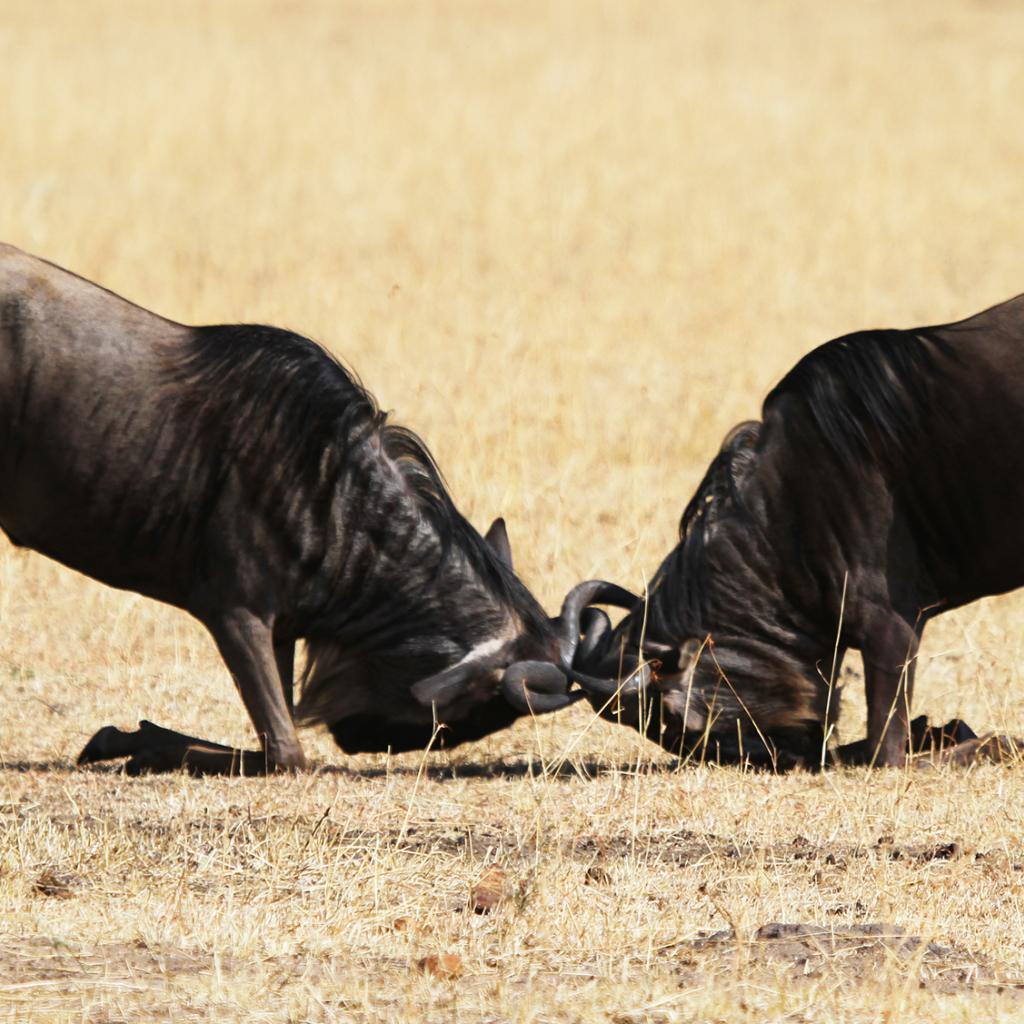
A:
[722, 421, 761, 486]
[484, 517, 513, 568]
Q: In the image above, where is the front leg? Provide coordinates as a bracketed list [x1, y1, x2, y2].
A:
[274, 638, 296, 715]
[78, 720, 281, 775]
[863, 617, 921, 767]
[79, 610, 306, 776]
[201, 608, 306, 771]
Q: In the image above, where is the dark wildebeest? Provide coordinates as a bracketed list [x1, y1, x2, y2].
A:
[571, 295, 1024, 768]
[0, 243, 628, 774]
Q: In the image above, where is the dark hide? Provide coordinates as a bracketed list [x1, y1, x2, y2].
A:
[328, 697, 520, 754]
[0, 243, 567, 774]
[577, 294, 1024, 767]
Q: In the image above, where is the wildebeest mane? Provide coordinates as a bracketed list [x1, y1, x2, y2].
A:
[172, 324, 425, 516]
[172, 324, 382, 499]
[764, 328, 955, 467]
[677, 421, 761, 544]
[368, 418, 545, 629]
[645, 329, 961, 671]
[641, 423, 762, 642]
[168, 325, 536, 624]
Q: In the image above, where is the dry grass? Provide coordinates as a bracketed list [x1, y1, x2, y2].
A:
[3, 0, 1024, 1019]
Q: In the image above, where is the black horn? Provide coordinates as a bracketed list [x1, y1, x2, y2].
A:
[571, 660, 654, 701]
[500, 661, 585, 715]
[577, 607, 612, 664]
[552, 579, 657, 700]
[555, 580, 641, 668]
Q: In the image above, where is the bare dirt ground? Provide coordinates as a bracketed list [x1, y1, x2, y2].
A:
[4, 1, 1024, 1020]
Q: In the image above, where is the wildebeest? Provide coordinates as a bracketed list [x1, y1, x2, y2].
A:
[0, 243, 628, 774]
[571, 295, 1024, 768]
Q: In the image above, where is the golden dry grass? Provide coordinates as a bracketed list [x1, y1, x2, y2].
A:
[4, 0, 1024, 1020]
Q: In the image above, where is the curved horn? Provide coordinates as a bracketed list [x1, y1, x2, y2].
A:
[570, 660, 654, 701]
[556, 580, 642, 669]
[500, 661, 585, 715]
[553, 579, 655, 702]
[411, 659, 489, 708]
[575, 611, 677, 673]
[577, 607, 612, 665]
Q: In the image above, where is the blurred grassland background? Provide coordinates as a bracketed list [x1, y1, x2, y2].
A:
[4, 1, 1024, 1021]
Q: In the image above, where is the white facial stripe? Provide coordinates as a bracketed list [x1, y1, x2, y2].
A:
[449, 630, 514, 670]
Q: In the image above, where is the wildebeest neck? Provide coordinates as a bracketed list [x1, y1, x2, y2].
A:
[312, 435, 553, 669]
[641, 321, 971, 659]
[632, 425, 823, 664]
[181, 326, 545, 617]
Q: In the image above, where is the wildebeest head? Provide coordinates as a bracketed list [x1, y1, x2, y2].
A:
[405, 518, 641, 732]
[573, 620, 825, 769]
[297, 486, 637, 755]
[568, 422, 827, 769]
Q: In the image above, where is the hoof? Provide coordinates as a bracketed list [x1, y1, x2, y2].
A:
[77, 724, 134, 765]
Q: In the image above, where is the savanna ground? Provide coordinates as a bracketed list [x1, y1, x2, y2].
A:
[3, 1, 1024, 1020]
